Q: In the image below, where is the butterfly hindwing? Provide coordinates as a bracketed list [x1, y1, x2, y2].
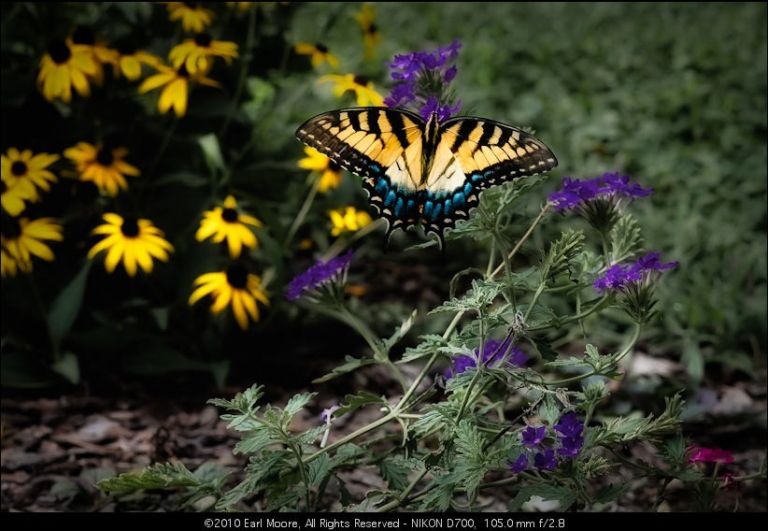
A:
[296, 107, 425, 236]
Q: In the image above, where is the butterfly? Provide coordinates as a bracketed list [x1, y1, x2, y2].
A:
[295, 107, 558, 247]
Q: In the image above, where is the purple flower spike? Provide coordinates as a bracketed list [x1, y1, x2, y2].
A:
[548, 172, 652, 211]
[594, 252, 678, 293]
[557, 436, 584, 458]
[521, 426, 547, 447]
[286, 250, 354, 301]
[509, 454, 529, 474]
[419, 96, 462, 122]
[534, 449, 557, 471]
[553, 413, 584, 438]
[383, 82, 416, 108]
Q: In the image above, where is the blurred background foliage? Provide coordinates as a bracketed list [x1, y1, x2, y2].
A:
[1, 2, 765, 396]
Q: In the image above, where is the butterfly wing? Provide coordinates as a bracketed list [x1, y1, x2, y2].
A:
[420, 117, 559, 239]
[296, 107, 425, 235]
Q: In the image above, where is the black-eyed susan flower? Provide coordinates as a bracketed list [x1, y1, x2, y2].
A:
[37, 39, 98, 103]
[297, 147, 342, 192]
[112, 41, 162, 81]
[87, 213, 174, 277]
[329, 206, 372, 237]
[139, 63, 220, 117]
[189, 263, 270, 330]
[1, 148, 59, 214]
[71, 26, 118, 85]
[167, 2, 214, 33]
[319, 74, 384, 106]
[1, 217, 63, 275]
[353, 4, 381, 60]
[196, 195, 263, 258]
[64, 143, 140, 197]
[294, 42, 340, 70]
[169, 33, 238, 75]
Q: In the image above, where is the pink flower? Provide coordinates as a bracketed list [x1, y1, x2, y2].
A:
[687, 446, 734, 464]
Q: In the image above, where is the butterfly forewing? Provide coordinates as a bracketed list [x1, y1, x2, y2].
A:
[296, 107, 426, 235]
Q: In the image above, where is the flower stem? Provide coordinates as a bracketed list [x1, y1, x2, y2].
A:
[144, 117, 178, 196]
[320, 219, 385, 261]
[288, 441, 312, 510]
[489, 204, 550, 279]
[283, 178, 320, 250]
[376, 467, 429, 512]
[218, 6, 258, 139]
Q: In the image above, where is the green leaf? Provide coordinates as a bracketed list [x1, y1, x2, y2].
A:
[378, 456, 421, 491]
[419, 473, 455, 511]
[98, 462, 199, 493]
[307, 453, 332, 490]
[153, 171, 208, 188]
[243, 77, 276, 122]
[312, 355, 377, 383]
[399, 334, 451, 364]
[383, 309, 418, 352]
[509, 482, 577, 511]
[542, 229, 585, 281]
[538, 396, 561, 425]
[198, 133, 225, 176]
[51, 351, 80, 385]
[282, 392, 316, 428]
[47, 260, 91, 347]
[454, 420, 490, 498]
[335, 391, 385, 417]
[610, 214, 643, 262]
[429, 279, 504, 314]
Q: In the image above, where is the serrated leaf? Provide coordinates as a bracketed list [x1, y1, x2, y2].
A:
[429, 279, 504, 314]
[335, 391, 385, 417]
[399, 334, 451, 364]
[378, 456, 422, 491]
[282, 392, 315, 427]
[610, 214, 643, 263]
[454, 420, 490, 498]
[509, 482, 577, 511]
[98, 462, 198, 493]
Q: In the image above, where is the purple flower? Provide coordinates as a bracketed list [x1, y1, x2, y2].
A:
[286, 250, 354, 301]
[321, 404, 340, 423]
[557, 436, 584, 458]
[385, 40, 462, 121]
[548, 172, 652, 211]
[553, 413, 584, 439]
[509, 454, 529, 474]
[445, 338, 527, 378]
[521, 426, 546, 447]
[419, 96, 462, 122]
[593, 252, 678, 292]
[534, 449, 557, 471]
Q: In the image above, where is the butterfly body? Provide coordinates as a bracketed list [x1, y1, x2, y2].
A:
[296, 107, 557, 246]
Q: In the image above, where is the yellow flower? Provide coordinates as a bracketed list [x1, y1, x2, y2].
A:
[170, 33, 238, 75]
[353, 4, 381, 60]
[189, 264, 270, 330]
[226, 2, 253, 13]
[64, 143, 140, 197]
[1, 148, 59, 215]
[298, 147, 343, 192]
[138, 63, 220, 117]
[112, 42, 162, 81]
[319, 74, 384, 106]
[329, 206, 372, 237]
[1, 246, 19, 278]
[87, 213, 174, 277]
[196, 195, 263, 258]
[294, 42, 340, 70]
[37, 39, 98, 103]
[167, 2, 214, 33]
[70, 26, 119, 85]
[1, 217, 63, 275]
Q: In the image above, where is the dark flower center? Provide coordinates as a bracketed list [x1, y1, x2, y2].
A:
[47, 40, 72, 64]
[116, 41, 137, 56]
[72, 26, 95, 46]
[226, 263, 249, 289]
[328, 160, 341, 172]
[96, 148, 114, 166]
[353, 74, 370, 86]
[1, 181, 7, 194]
[194, 33, 212, 47]
[11, 161, 28, 176]
[183, 2, 200, 8]
[221, 208, 239, 223]
[177, 64, 190, 78]
[120, 217, 140, 238]
[367, 23, 378, 34]
[315, 43, 328, 53]
[1, 217, 22, 239]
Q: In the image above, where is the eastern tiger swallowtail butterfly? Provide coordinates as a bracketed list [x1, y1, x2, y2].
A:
[296, 107, 558, 247]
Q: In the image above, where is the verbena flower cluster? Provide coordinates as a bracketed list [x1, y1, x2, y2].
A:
[384, 39, 462, 121]
[510, 413, 585, 473]
[548, 172, 652, 211]
[445, 337, 527, 378]
[594, 251, 679, 292]
[285, 250, 355, 301]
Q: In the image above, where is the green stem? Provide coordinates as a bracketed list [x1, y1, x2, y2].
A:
[489, 204, 550, 279]
[218, 6, 258, 140]
[320, 218, 385, 261]
[305, 413, 394, 464]
[527, 295, 610, 332]
[376, 468, 429, 512]
[524, 282, 546, 322]
[283, 179, 320, 250]
[143, 117, 178, 199]
[288, 441, 312, 510]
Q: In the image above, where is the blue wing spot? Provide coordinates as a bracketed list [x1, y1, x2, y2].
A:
[406, 199, 416, 214]
[432, 203, 443, 220]
[424, 200, 434, 218]
[384, 190, 397, 207]
[483, 170, 494, 178]
[471, 173, 483, 182]
[443, 199, 453, 216]
[453, 192, 466, 208]
[370, 163, 382, 174]
[395, 197, 405, 217]
[375, 179, 388, 193]
[464, 183, 473, 196]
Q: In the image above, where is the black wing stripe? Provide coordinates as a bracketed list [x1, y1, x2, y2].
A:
[387, 111, 410, 151]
